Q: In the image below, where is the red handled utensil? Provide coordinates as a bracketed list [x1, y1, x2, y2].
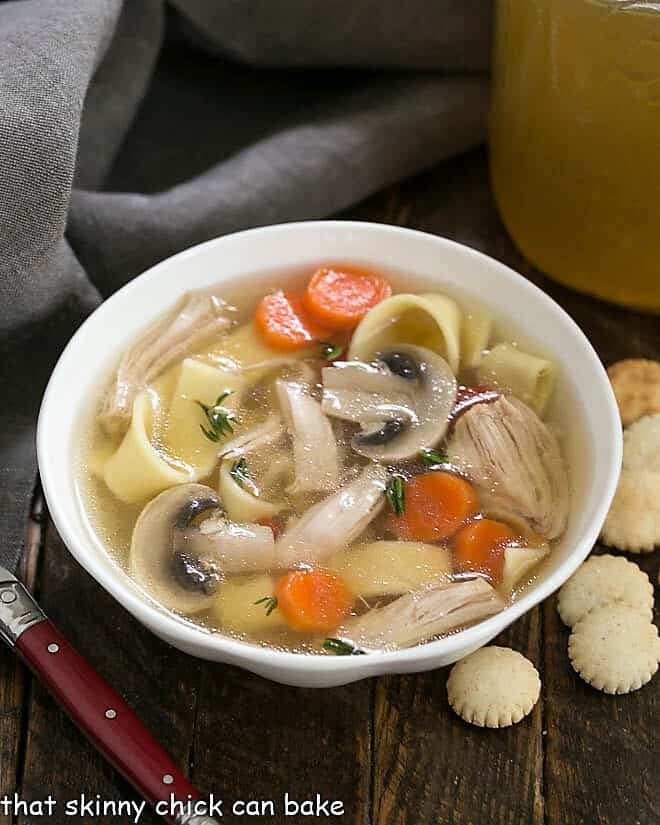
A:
[0, 564, 220, 825]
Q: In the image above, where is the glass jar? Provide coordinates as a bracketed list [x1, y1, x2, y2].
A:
[490, 0, 660, 312]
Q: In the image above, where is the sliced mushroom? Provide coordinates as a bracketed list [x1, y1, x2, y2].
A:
[339, 578, 504, 650]
[100, 291, 232, 437]
[321, 361, 415, 424]
[275, 464, 388, 567]
[130, 482, 276, 614]
[322, 345, 457, 462]
[448, 396, 569, 539]
[276, 379, 340, 494]
[130, 483, 222, 614]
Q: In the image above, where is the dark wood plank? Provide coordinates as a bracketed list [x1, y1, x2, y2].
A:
[0, 649, 25, 825]
[373, 611, 544, 825]
[543, 552, 658, 825]
[190, 666, 372, 824]
[17, 526, 202, 825]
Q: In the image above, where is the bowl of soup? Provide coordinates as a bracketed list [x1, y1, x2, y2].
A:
[37, 221, 622, 687]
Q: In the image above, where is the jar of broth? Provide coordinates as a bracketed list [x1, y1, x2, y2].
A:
[490, 0, 660, 312]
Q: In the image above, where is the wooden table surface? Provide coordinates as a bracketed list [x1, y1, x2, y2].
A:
[2, 149, 657, 825]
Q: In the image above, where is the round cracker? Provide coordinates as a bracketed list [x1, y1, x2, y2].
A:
[607, 359, 660, 427]
[601, 468, 660, 553]
[447, 646, 540, 728]
[568, 603, 659, 694]
[557, 554, 654, 627]
[622, 413, 660, 473]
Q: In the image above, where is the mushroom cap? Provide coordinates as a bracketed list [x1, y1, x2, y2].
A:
[352, 344, 457, 462]
[129, 483, 221, 615]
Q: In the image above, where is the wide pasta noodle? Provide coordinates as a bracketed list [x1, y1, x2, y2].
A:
[218, 460, 283, 523]
[198, 321, 312, 378]
[211, 574, 285, 633]
[348, 293, 462, 374]
[477, 343, 556, 416]
[103, 391, 192, 503]
[460, 306, 493, 369]
[164, 358, 244, 476]
[500, 545, 549, 594]
[329, 541, 452, 599]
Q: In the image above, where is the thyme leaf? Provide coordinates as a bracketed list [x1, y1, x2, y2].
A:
[230, 456, 250, 489]
[385, 474, 405, 516]
[322, 638, 365, 656]
[318, 340, 344, 361]
[195, 391, 236, 443]
[419, 447, 448, 467]
[254, 596, 278, 616]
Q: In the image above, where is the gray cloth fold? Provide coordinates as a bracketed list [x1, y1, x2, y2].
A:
[0, 0, 491, 571]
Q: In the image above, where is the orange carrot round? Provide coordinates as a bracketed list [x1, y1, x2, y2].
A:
[453, 519, 519, 584]
[275, 569, 354, 633]
[303, 266, 392, 330]
[255, 291, 331, 351]
[388, 472, 480, 543]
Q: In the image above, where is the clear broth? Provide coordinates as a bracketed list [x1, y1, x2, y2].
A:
[77, 264, 564, 653]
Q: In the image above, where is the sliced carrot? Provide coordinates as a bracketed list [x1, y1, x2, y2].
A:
[255, 291, 331, 351]
[388, 472, 480, 543]
[303, 266, 392, 330]
[453, 519, 519, 584]
[275, 569, 354, 633]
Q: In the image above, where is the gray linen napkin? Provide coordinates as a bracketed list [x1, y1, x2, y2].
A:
[0, 0, 491, 571]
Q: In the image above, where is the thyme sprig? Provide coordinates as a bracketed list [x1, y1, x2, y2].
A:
[419, 447, 448, 467]
[254, 596, 278, 616]
[195, 391, 236, 443]
[385, 474, 406, 516]
[322, 638, 365, 656]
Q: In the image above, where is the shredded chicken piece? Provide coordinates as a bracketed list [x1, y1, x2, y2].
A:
[340, 578, 504, 650]
[189, 514, 277, 574]
[275, 464, 387, 567]
[99, 291, 232, 436]
[449, 396, 569, 539]
[276, 380, 340, 494]
[219, 414, 285, 460]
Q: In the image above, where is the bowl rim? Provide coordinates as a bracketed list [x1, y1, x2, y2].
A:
[37, 219, 623, 676]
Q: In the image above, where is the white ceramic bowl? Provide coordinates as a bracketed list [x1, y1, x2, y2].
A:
[37, 221, 622, 687]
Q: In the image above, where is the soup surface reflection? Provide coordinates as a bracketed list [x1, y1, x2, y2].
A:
[79, 264, 570, 654]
